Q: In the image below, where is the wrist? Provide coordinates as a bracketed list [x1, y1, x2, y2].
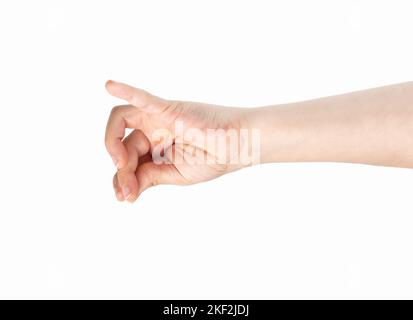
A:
[242, 102, 333, 165]
[242, 104, 302, 164]
[244, 99, 368, 166]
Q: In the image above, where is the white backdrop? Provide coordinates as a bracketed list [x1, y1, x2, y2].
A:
[0, 0, 413, 299]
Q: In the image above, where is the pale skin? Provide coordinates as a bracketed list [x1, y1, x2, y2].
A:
[105, 80, 413, 202]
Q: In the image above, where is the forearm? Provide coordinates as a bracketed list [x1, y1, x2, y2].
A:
[247, 82, 413, 168]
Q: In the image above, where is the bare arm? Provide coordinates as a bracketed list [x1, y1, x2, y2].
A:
[247, 82, 413, 168]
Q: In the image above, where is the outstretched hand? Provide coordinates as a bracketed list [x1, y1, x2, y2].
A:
[104, 80, 249, 202]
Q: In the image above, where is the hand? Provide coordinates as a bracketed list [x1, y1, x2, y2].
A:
[104, 80, 250, 202]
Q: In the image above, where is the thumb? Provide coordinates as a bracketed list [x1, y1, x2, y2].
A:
[136, 162, 187, 197]
[105, 80, 170, 113]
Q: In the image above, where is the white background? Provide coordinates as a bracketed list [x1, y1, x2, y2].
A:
[0, 0, 413, 299]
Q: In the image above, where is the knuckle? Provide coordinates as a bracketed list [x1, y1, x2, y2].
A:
[110, 104, 131, 117]
[133, 90, 151, 108]
[141, 90, 151, 100]
[116, 168, 128, 179]
[110, 105, 123, 115]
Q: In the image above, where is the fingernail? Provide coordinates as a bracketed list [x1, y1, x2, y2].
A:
[106, 80, 115, 87]
[111, 155, 119, 168]
[122, 186, 131, 200]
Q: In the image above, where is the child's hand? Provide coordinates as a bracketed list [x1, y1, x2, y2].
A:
[104, 80, 249, 202]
